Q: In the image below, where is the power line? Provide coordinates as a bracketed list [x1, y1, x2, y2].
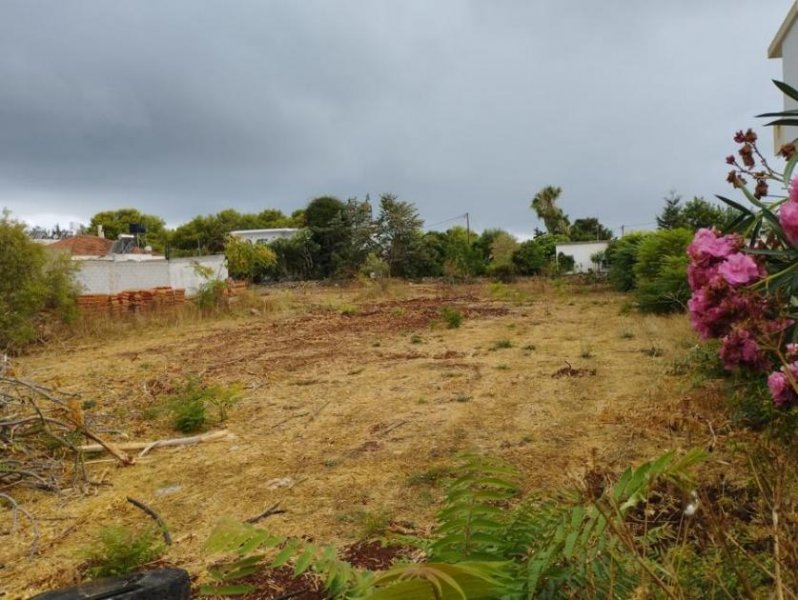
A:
[423, 213, 469, 231]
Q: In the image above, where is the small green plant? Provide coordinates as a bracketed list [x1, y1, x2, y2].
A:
[409, 334, 423, 344]
[82, 524, 164, 579]
[522, 343, 537, 351]
[495, 364, 511, 371]
[620, 329, 635, 339]
[490, 339, 513, 351]
[192, 263, 228, 313]
[338, 303, 358, 316]
[439, 306, 463, 329]
[165, 378, 241, 433]
[453, 393, 472, 403]
[580, 342, 594, 359]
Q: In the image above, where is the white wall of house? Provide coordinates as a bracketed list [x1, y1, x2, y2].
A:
[230, 228, 299, 244]
[555, 241, 609, 273]
[769, 3, 798, 150]
[75, 256, 228, 296]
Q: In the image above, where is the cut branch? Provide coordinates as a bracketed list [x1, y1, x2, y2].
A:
[126, 496, 172, 545]
[77, 430, 235, 454]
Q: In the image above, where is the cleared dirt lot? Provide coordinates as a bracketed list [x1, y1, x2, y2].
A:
[2, 280, 700, 596]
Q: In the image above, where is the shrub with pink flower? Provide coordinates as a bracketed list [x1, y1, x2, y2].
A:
[685, 227, 793, 391]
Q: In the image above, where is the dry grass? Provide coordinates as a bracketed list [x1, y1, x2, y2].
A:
[2, 279, 708, 596]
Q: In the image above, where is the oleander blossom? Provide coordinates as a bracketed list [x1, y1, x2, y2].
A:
[718, 252, 764, 286]
[768, 363, 798, 408]
[719, 328, 770, 371]
[687, 228, 740, 261]
[780, 200, 798, 246]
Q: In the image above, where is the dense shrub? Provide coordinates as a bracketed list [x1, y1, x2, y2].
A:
[606, 232, 650, 291]
[0, 212, 79, 353]
[511, 239, 546, 275]
[224, 235, 277, 282]
[633, 228, 692, 313]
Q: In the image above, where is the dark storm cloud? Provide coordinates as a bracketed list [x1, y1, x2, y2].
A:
[0, 1, 791, 234]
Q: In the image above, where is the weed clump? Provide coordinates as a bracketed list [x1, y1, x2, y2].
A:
[440, 306, 464, 329]
[166, 378, 241, 433]
[490, 339, 513, 351]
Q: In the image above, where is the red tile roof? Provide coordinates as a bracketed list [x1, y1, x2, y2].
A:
[49, 235, 114, 256]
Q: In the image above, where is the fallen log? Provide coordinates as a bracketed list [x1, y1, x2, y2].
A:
[77, 430, 235, 454]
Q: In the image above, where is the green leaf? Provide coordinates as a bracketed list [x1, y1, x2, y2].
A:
[773, 80, 798, 104]
[763, 118, 798, 127]
[270, 540, 299, 568]
[785, 152, 798, 184]
[293, 544, 316, 576]
[365, 579, 439, 600]
[715, 194, 753, 216]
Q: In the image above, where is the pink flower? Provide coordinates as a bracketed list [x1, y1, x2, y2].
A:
[688, 262, 720, 290]
[688, 229, 737, 261]
[719, 328, 769, 371]
[768, 371, 793, 407]
[718, 253, 762, 286]
[779, 200, 798, 245]
[790, 177, 798, 204]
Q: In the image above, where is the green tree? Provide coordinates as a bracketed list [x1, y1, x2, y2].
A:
[656, 191, 687, 230]
[329, 197, 375, 277]
[88, 209, 167, 250]
[512, 239, 546, 275]
[0, 212, 79, 353]
[682, 197, 737, 231]
[531, 186, 570, 236]
[268, 230, 318, 280]
[305, 196, 347, 278]
[570, 217, 613, 241]
[170, 208, 294, 256]
[440, 226, 483, 278]
[375, 194, 424, 278]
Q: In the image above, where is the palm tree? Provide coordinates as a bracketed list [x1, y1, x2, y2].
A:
[531, 186, 570, 235]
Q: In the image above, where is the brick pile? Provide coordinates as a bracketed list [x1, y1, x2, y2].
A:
[223, 280, 248, 297]
[77, 286, 186, 316]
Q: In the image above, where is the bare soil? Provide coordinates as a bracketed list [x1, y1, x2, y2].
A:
[1, 280, 705, 598]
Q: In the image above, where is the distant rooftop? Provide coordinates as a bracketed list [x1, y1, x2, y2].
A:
[49, 235, 113, 256]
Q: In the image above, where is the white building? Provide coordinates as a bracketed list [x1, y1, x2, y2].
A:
[555, 241, 609, 273]
[230, 228, 299, 245]
[769, 2, 798, 151]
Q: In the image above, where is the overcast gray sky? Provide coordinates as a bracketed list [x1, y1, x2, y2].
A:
[0, 1, 793, 237]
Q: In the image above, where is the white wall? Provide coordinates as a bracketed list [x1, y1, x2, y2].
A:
[555, 241, 609, 273]
[168, 256, 228, 295]
[775, 19, 798, 149]
[75, 256, 228, 296]
[231, 229, 299, 244]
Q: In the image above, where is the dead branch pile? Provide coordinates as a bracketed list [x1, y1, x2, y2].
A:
[0, 375, 131, 502]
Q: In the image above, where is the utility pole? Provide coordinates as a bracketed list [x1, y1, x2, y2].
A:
[465, 212, 471, 245]
[621, 225, 625, 237]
